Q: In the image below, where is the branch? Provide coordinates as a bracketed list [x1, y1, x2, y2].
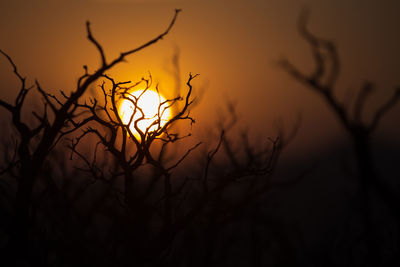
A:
[204, 130, 225, 193]
[353, 82, 374, 122]
[0, 50, 24, 112]
[119, 10, 181, 60]
[142, 73, 197, 144]
[369, 87, 400, 131]
[298, 9, 324, 82]
[86, 21, 107, 67]
[297, 9, 340, 88]
[35, 80, 57, 113]
[166, 142, 202, 171]
[280, 11, 350, 130]
[107, 9, 182, 70]
[32, 9, 181, 163]
[0, 99, 14, 112]
[0, 49, 25, 82]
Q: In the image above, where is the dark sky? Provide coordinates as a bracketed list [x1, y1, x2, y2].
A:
[1, 0, 399, 156]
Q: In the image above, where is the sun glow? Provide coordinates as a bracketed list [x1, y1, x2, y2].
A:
[118, 89, 172, 139]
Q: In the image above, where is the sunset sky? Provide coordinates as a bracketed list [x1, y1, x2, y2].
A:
[1, 0, 399, 156]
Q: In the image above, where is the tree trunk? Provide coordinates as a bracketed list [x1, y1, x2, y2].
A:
[352, 133, 381, 266]
[6, 158, 43, 266]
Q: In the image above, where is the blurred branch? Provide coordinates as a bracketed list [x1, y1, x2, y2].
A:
[167, 142, 202, 172]
[353, 82, 374, 122]
[204, 130, 225, 193]
[280, 9, 400, 261]
[280, 9, 399, 136]
[369, 87, 400, 131]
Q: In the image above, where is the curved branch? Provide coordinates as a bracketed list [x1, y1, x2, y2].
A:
[108, 9, 182, 70]
[354, 82, 374, 122]
[86, 21, 106, 67]
[369, 87, 400, 132]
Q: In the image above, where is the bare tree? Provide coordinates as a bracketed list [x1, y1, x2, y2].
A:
[0, 8, 292, 266]
[0, 9, 181, 266]
[280, 9, 400, 265]
[63, 67, 287, 264]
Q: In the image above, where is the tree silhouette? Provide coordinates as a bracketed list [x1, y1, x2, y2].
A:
[280, 9, 400, 266]
[66, 70, 202, 263]
[0, 9, 181, 266]
[0, 9, 288, 266]
[62, 75, 285, 265]
[3, 6, 398, 266]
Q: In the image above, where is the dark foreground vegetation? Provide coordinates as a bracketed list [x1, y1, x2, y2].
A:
[0, 9, 399, 267]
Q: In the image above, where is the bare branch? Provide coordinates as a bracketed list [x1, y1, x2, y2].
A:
[116, 9, 182, 63]
[324, 41, 340, 88]
[204, 130, 225, 193]
[0, 49, 28, 113]
[298, 9, 324, 82]
[369, 87, 400, 131]
[280, 11, 350, 130]
[167, 142, 202, 171]
[0, 49, 25, 82]
[35, 80, 57, 113]
[354, 82, 374, 122]
[0, 99, 14, 112]
[86, 21, 107, 67]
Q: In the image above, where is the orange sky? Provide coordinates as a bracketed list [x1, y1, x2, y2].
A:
[1, 0, 400, 156]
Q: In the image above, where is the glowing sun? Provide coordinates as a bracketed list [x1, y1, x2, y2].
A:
[118, 89, 172, 138]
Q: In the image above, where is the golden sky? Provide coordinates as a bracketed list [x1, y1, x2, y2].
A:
[1, 0, 400, 154]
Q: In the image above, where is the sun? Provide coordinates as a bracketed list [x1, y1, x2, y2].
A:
[118, 89, 172, 139]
